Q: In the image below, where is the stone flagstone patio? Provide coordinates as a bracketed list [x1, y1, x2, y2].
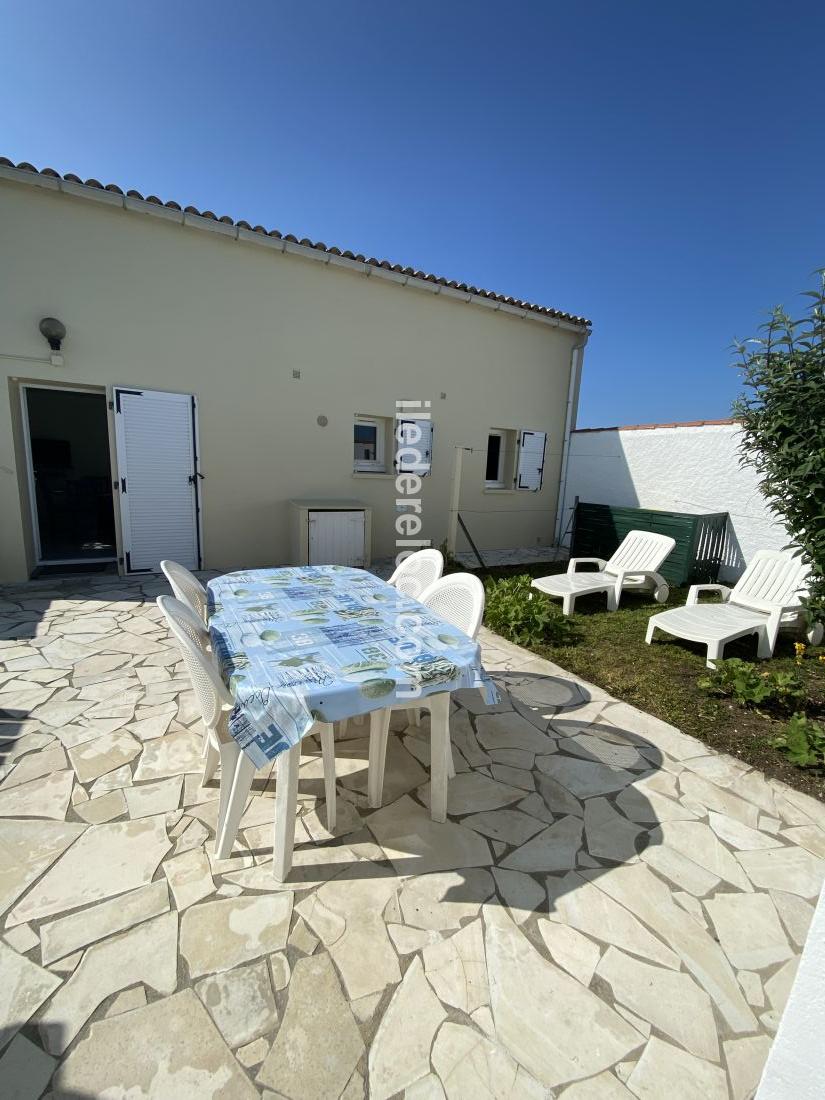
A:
[1, 573, 824, 1099]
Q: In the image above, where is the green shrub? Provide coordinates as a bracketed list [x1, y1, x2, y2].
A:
[698, 658, 804, 708]
[484, 575, 576, 648]
[772, 713, 825, 768]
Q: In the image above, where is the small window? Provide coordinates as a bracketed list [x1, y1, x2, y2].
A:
[485, 431, 504, 487]
[354, 416, 387, 472]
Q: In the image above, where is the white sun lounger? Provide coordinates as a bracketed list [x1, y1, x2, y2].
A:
[532, 530, 676, 615]
[646, 549, 819, 667]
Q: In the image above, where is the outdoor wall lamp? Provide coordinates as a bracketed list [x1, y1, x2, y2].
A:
[39, 317, 66, 365]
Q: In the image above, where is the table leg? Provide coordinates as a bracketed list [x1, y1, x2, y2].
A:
[429, 691, 451, 823]
[319, 722, 336, 832]
[367, 707, 391, 808]
[273, 743, 300, 882]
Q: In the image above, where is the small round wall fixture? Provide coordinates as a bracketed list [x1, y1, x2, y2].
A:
[317, 415, 328, 427]
[39, 317, 66, 352]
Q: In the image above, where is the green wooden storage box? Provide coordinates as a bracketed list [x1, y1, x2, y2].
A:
[571, 502, 729, 586]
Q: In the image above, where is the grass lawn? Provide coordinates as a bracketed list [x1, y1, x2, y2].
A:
[476, 562, 825, 802]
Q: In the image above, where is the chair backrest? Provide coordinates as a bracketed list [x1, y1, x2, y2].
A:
[419, 572, 485, 639]
[729, 550, 810, 615]
[157, 596, 231, 730]
[604, 530, 676, 577]
[388, 549, 445, 600]
[160, 560, 208, 623]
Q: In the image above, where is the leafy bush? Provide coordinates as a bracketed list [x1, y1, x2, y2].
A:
[734, 272, 825, 620]
[483, 575, 576, 648]
[772, 713, 825, 768]
[698, 658, 804, 708]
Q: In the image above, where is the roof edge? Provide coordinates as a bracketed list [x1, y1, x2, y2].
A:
[573, 418, 740, 433]
[0, 158, 591, 332]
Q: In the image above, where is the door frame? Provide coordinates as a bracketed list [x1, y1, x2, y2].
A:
[19, 382, 118, 568]
[112, 386, 204, 574]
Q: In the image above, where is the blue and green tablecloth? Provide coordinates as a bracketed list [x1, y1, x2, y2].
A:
[207, 566, 497, 768]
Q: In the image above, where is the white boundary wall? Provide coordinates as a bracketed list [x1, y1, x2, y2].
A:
[559, 421, 790, 582]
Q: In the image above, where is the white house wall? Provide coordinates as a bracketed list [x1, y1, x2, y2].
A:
[559, 423, 789, 581]
[0, 176, 585, 581]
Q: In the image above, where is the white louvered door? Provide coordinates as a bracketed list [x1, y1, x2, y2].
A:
[308, 511, 366, 567]
[113, 388, 201, 573]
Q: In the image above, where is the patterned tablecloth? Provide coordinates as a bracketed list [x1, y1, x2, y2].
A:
[207, 566, 498, 768]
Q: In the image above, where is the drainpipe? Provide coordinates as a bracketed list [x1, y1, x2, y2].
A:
[553, 332, 589, 550]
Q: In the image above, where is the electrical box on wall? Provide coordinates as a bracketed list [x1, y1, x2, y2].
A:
[288, 499, 372, 568]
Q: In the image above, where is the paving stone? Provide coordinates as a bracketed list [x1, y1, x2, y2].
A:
[368, 955, 447, 1099]
[654, 820, 752, 890]
[237, 1036, 270, 1068]
[0, 940, 61, 1050]
[736, 846, 825, 898]
[8, 815, 170, 925]
[708, 810, 783, 850]
[0, 768, 73, 820]
[40, 879, 170, 964]
[626, 1035, 728, 1100]
[487, 746, 535, 769]
[534, 771, 584, 817]
[419, 771, 526, 815]
[125, 776, 183, 818]
[584, 864, 757, 1033]
[301, 862, 401, 1000]
[566, 732, 645, 770]
[431, 1020, 548, 1100]
[422, 919, 488, 1013]
[398, 868, 495, 931]
[673, 891, 708, 927]
[269, 952, 290, 990]
[105, 985, 148, 1016]
[782, 824, 825, 859]
[289, 915, 319, 954]
[615, 783, 697, 824]
[501, 815, 582, 873]
[195, 959, 277, 1048]
[490, 762, 535, 791]
[129, 714, 175, 741]
[485, 905, 643, 1089]
[91, 762, 133, 792]
[0, 1032, 56, 1100]
[705, 892, 793, 970]
[74, 788, 128, 823]
[163, 848, 216, 910]
[538, 920, 601, 987]
[639, 842, 720, 897]
[461, 808, 544, 847]
[0, 742, 67, 789]
[133, 730, 204, 781]
[180, 893, 292, 978]
[770, 889, 815, 946]
[737, 969, 765, 1008]
[257, 953, 364, 1100]
[405, 1071, 447, 1099]
[475, 711, 557, 753]
[679, 771, 760, 827]
[536, 754, 637, 799]
[557, 1071, 635, 1098]
[367, 794, 492, 875]
[585, 796, 644, 862]
[764, 956, 799, 1012]
[547, 870, 681, 969]
[388, 923, 442, 953]
[492, 868, 545, 924]
[40, 912, 178, 1053]
[2, 922, 38, 954]
[596, 945, 720, 1060]
[54, 987, 259, 1098]
[302, 798, 362, 841]
[67, 730, 142, 782]
[723, 1035, 773, 1100]
[226, 844, 359, 892]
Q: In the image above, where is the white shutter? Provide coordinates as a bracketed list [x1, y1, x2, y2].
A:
[308, 511, 366, 567]
[516, 429, 546, 491]
[113, 388, 201, 572]
[396, 418, 433, 476]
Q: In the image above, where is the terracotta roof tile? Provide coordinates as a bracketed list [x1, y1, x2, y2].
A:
[0, 157, 591, 327]
[573, 418, 740, 433]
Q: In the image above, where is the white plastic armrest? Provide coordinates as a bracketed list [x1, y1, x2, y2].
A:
[567, 557, 608, 575]
[686, 583, 731, 606]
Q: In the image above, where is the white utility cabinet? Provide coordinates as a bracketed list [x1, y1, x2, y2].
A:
[289, 499, 372, 568]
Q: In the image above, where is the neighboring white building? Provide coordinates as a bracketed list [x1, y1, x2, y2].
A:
[557, 419, 789, 581]
[0, 158, 590, 583]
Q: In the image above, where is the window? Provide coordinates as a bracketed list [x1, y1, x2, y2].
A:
[354, 416, 387, 472]
[485, 430, 505, 487]
[485, 428, 547, 490]
[396, 418, 433, 476]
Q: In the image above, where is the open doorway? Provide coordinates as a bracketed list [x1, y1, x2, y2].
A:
[22, 386, 117, 565]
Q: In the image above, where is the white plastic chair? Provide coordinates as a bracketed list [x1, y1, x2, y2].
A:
[160, 560, 208, 624]
[368, 572, 486, 823]
[157, 596, 337, 881]
[531, 530, 676, 615]
[646, 549, 818, 667]
[387, 548, 444, 600]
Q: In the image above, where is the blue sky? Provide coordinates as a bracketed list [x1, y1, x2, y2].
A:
[1, 2, 822, 427]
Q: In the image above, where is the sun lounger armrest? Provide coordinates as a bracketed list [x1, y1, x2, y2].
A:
[567, 557, 608, 575]
[686, 583, 732, 606]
